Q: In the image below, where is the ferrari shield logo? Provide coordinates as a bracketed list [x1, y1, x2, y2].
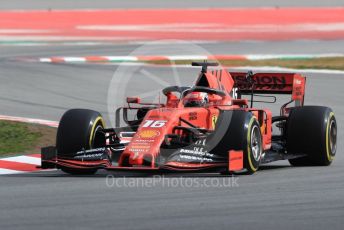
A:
[212, 115, 218, 129]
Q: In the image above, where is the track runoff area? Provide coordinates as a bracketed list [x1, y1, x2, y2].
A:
[0, 8, 344, 42]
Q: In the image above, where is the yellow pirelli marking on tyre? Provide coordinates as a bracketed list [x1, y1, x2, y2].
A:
[211, 115, 218, 129]
[247, 117, 258, 172]
[89, 117, 105, 148]
[326, 112, 335, 161]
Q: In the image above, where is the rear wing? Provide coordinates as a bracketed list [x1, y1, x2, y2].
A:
[229, 72, 306, 105]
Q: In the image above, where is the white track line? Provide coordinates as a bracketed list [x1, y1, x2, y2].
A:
[106, 56, 138, 61]
[0, 168, 23, 175]
[2, 156, 41, 165]
[63, 57, 86, 62]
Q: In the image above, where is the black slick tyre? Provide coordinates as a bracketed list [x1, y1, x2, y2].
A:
[287, 106, 337, 166]
[56, 109, 106, 175]
[210, 110, 263, 174]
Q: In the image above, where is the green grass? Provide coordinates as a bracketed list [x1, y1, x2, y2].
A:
[0, 120, 56, 157]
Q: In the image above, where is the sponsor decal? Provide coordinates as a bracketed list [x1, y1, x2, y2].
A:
[295, 79, 302, 85]
[179, 155, 214, 162]
[130, 145, 150, 149]
[148, 115, 168, 119]
[76, 148, 106, 155]
[212, 115, 218, 129]
[133, 139, 155, 143]
[157, 108, 173, 112]
[129, 148, 149, 153]
[74, 153, 104, 159]
[180, 149, 214, 158]
[139, 130, 160, 138]
[233, 75, 288, 90]
[189, 112, 197, 121]
[74, 148, 107, 160]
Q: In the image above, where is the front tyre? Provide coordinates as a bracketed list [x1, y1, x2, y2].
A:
[210, 111, 263, 174]
[244, 118, 263, 174]
[56, 109, 106, 175]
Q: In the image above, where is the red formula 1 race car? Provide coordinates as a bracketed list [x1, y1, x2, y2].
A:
[41, 62, 337, 175]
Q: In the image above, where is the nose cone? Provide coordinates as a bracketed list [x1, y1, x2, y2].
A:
[127, 152, 155, 167]
[120, 118, 169, 167]
[120, 130, 161, 167]
[121, 127, 165, 167]
[119, 108, 183, 167]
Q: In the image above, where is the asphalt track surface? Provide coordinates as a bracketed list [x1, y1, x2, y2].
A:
[1, 1, 344, 230]
[1, 41, 344, 121]
[0, 41, 343, 230]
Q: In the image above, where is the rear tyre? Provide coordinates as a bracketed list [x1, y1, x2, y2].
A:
[56, 109, 106, 175]
[287, 106, 337, 166]
[210, 110, 263, 174]
[287, 157, 311, 166]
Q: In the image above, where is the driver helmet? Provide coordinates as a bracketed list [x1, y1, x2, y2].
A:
[183, 92, 208, 107]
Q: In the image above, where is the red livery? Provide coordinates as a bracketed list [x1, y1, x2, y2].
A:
[41, 62, 337, 175]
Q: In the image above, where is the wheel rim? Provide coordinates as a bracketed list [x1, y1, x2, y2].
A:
[251, 126, 262, 161]
[329, 119, 337, 154]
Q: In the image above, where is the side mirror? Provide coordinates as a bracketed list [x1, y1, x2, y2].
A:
[126, 97, 141, 104]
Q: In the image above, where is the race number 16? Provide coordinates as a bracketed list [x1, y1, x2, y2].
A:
[142, 120, 167, 128]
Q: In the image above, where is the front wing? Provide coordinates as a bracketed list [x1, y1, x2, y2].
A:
[40, 146, 244, 173]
